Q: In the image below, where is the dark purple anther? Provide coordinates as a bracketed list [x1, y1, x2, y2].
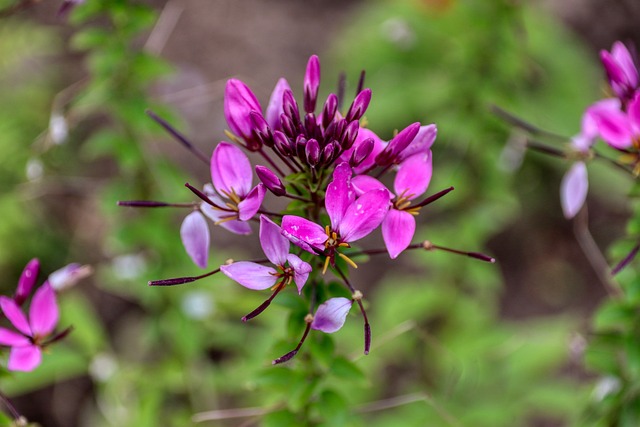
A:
[255, 165, 286, 196]
[273, 131, 292, 156]
[306, 138, 321, 166]
[350, 137, 374, 167]
[303, 55, 320, 114]
[341, 120, 360, 150]
[283, 90, 301, 126]
[321, 93, 338, 129]
[345, 88, 372, 122]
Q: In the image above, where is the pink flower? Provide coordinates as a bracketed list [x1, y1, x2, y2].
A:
[591, 92, 640, 151]
[600, 41, 639, 102]
[0, 283, 59, 372]
[281, 163, 389, 271]
[221, 216, 312, 320]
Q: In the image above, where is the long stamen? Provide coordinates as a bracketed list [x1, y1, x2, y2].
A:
[419, 241, 496, 263]
[413, 186, 454, 208]
[334, 266, 371, 355]
[612, 243, 640, 275]
[149, 267, 221, 286]
[338, 252, 358, 269]
[185, 183, 234, 212]
[146, 109, 210, 165]
[272, 314, 313, 365]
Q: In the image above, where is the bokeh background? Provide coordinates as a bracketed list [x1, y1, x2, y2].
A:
[1, 0, 640, 425]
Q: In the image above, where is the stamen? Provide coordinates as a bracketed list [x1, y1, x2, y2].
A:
[414, 186, 455, 208]
[224, 202, 239, 212]
[223, 129, 243, 145]
[338, 252, 358, 269]
[214, 215, 239, 225]
[146, 109, 209, 165]
[272, 322, 312, 365]
[242, 282, 286, 322]
[322, 256, 331, 275]
[149, 267, 221, 286]
[117, 200, 196, 208]
[185, 183, 233, 212]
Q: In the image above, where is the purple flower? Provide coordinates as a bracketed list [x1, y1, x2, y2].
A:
[281, 163, 390, 271]
[311, 297, 353, 333]
[210, 142, 265, 221]
[591, 92, 640, 151]
[601, 42, 639, 102]
[0, 283, 59, 372]
[221, 216, 312, 320]
[181, 211, 210, 269]
[224, 79, 263, 149]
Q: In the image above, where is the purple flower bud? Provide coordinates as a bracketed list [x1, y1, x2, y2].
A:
[250, 111, 273, 148]
[375, 122, 421, 166]
[48, 263, 93, 291]
[350, 137, 374, 167]
[283, 90, 301, 126]
[280, 113, 297, 139]
[303, 55, 321, 114]
[321, 93, 338, 129]
[273, 131, 292, 156]
[255, 165, 286, 196]
[341, 120, 360, 150]
[295, 135, 308, 160]
[345, 88, 372, 122]
[15, 259, 40, 305]
[224, 79, 262, 140]
[306, 138, 321, 166]
[304, 113, 319, 140]
[265, 78, 291, 131]
[321, 140, 339, 164]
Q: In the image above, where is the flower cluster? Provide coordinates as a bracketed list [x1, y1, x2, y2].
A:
[561, 41, 640, 218]
[123, 55, 494, 363]
[0, 259, 89, 372]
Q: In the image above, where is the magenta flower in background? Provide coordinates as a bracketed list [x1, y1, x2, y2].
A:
[221, 215, 312, 320]
[282, 163, 390, 271]
[14, 259, 39, 306]
[0, 283, 58, 372]
[591, 92, 640, 151]
[601, 41, 639, 103]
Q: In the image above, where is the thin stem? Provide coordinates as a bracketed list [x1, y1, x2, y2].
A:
[272, 322, 312, 365]
[414, 186, 455, 208]
[573, 207, 622, 298]
[334, 265, 371, 354]
[258, 209, 284, 218]
[491, 105, 569, 141]
[117, 200, 197, 208]
[242, 282, 286, 321]
[283, 192, 313, 203]
[592, 150, 633, 174]
[526, 139, 566, 158]
[0, 389, 23, 422]
[149, 268, 220, 286]
[146, 110, 210, 165]
[611, 242, 640, 276]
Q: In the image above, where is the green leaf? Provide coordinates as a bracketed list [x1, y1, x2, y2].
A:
[262, 409, 299, 427]
[315, 389, 349, 426]
[330, 356, 366, 384]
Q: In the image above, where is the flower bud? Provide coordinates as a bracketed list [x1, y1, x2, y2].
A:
[283, 89, 301, 126]
[273, 131, 292, 156]
[224, 79, 262, 140]
[321, 93, 338, 129]
[250, 111, 273, 148]
[306, 138, 321, 166]
[295, 135, 308, 161]
[321, 140, 339, 164]
[255, 165, 286, 196]
[341, 120, 360, 150]
[350, 137, 374, 167]
[15, 258, 40, 305]
[345, 88, 372, 122]
[303, 55, 320, 114]
[304, 113, 319, 140]
[375, 122, 421, 166]
[280, 113, 297, 139]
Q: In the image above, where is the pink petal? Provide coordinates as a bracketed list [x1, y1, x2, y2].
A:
[220, 262, 277, 290]
[29, 283, 59, 337]
[628, 92, 640, 133]
[281, 215, 328, 253]
[237, 184, 265, 221]
[48, 263, 92, 291]
[259, 215, 289, 266]
[0, 297, 31, 336]
[394, 151, 432, 200]
[200, 203, 252, 235]
[265, 78, 291, 131]
[311, 297, 353, 333]
[593, 108, 633, 149]
[560, 162, 588, 219]
[398, 124, 437, 161]
[286, 254, 312, 294]
[375, 122, 421, 165]
[351, 175, 393, 198]
[224, 79, 262, 139]
[211, 142, 253, 198]
[15, 258, 39, 305]
[611, 41, 639, 88]
[0, 328, 30, 346]
[581, 98, 621, 140]
[180, 211, 210, 269]
[339, 189, 391, 243]
[382, 209, 416, 259]
[325, 163, 355, 231]
[344, 128, 386, 175]
[7, 345, 42, 372]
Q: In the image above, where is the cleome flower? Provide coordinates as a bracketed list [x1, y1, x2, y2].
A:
[600, 41, 639, 104]
[221, 215, 312, 321]
[281, 162, 390, 273]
